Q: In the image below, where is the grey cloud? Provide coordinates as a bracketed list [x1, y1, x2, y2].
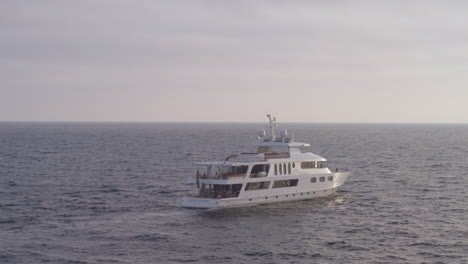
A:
[1, 0, 468, 122]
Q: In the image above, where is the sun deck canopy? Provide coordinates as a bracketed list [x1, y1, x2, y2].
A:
[255, 141, 310, 148]
[193, 161, 253, 167]
[295, 152, 327, 162]
[193, 151, 326, 167]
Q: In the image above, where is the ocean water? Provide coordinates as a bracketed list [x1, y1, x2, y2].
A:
[0, 122, 467, 264]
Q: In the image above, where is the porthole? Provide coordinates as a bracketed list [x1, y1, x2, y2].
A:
[319, 177, 325, 182]
[328, 176, 333, 181]
[311, 177, 317, 183]
[293, 194, 295, 197]
[265, 197, 268, 199]
[307, 192, 310, 195]
[286, 195, 288, 197]
[249, 199, 252, 201]
[275, 196, 278, 198]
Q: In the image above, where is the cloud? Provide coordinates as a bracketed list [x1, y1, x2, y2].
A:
[1, 1, 468, 122]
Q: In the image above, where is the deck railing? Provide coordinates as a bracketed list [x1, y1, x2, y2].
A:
[201, 173, 245, 180]
[227, 154, 265, 162]
[264, 153, 290, 159]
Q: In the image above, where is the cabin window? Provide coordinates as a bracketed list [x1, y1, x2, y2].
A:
[328, 176, 333, 181]
[279, 163, 283, 175]
[288, 163, 292, 174]
[319, 177, 325, 182]
[292, 163, 295, 168]
[272, 179, 299, 188]
[311, 177, 317, 183]
[283, 163, 287, 174]
[301, 161, 316, 169]
[250, 164, 270, 178]
[199, 184, 242, 198]
[219, 165, 248, 177]
[245, 181, 270, 191]
[233, 166, 248, 174]
[274, 164, 278, 175]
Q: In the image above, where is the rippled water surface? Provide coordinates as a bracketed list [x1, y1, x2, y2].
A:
[1, 122, 467, 264]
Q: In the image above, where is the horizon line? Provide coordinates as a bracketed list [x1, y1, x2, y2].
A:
[1, 120, 467, 125]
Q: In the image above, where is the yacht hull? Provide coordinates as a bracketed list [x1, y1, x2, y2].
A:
[182, 172, 349, 209]
[182, 188, 337, 209]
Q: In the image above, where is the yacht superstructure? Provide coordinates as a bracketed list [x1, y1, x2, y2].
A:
[181, 115, 350, 208]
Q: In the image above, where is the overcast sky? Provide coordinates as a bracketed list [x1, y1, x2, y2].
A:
[1, 1, 467, 123]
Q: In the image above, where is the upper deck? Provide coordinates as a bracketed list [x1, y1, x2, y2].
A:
[192, 115, 329, 181]
[193, 151, 326, 167]
[193, 153, 330, 181]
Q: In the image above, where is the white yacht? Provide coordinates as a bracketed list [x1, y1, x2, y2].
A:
[181, 115, 350, 209]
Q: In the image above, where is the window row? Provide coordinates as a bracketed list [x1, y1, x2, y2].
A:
[245, 179, 299, 191]
[273, 162, 296, 175]
[247, 190, 328, 201]
[301, 161, 323, 169]
[310, 175, 333, 183]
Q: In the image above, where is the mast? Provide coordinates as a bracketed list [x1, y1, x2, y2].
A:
[266, 114, 277, 141]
